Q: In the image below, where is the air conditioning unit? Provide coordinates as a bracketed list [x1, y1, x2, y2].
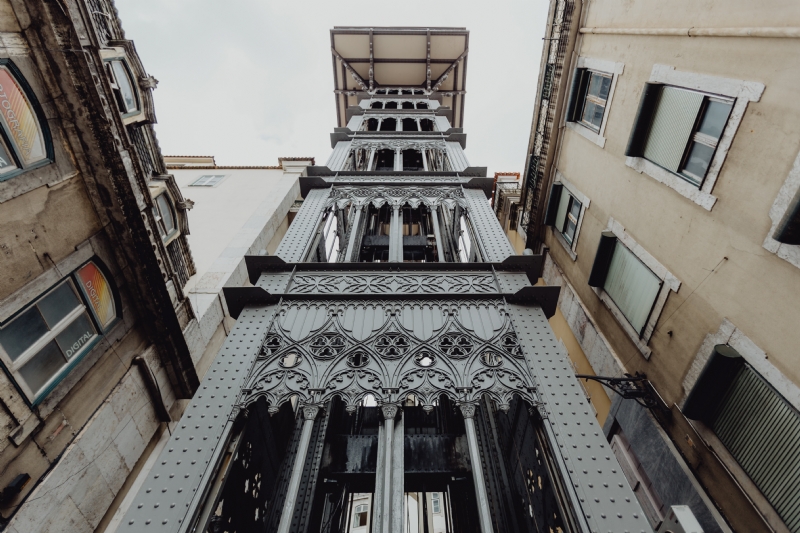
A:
[657, 505, 703, 533]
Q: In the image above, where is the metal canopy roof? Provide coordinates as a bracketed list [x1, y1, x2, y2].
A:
[330, 26, 469, 128]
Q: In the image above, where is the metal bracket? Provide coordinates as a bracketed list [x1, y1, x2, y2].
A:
[575, 372, 669, 413]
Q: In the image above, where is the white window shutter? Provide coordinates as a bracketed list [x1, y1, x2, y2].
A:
[643, 87, 703, 172]
[603, 242, 661, 334]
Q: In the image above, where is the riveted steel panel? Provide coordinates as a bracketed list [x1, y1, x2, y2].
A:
[326, 140, 353, 170]
[506, 303, 653, 533]
[463, 188, 516, 262]
[119, 305, 278, 533]
[275, 188, 331, 262]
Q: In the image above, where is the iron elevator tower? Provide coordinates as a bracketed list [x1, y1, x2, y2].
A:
[120, 27, 651, 533]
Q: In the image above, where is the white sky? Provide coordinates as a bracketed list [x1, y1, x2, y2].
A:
[114, 0, 548, 175]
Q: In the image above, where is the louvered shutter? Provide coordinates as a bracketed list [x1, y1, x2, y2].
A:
[643, 87, 704, 172]
[543, 183, 563, 226]
[603, 241, 662, 334]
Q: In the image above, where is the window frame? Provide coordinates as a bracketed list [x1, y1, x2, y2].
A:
[0, 260, 119, 404]
[0, 59, 55, 182]
[153, 192, 179, 243]
[763, 148, 800, 270]
[104, 57, 140, 118]
[565, 57, 624, 148]
[588, 218, 680, 358]
[544, 173, 591, 260]
[190, 174, 227, 187]
[625, 64, 765, 211]
[353, 504, 369, 527]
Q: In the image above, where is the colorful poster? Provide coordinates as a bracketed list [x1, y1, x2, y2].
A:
[0, 66, 46, 166]
[76, 262, 116, 330]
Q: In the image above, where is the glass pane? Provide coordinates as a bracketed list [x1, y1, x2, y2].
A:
[156, 195, 175, 234]
[682, 142, 715, 184]
[590, 102, 605, 128]
[569, 197, 582, 219]
[18, 340, 66, 396]
[55, 312, 96, 360]
[0, 306, 49, 361]
[581, 101, 597, 124]
[0, 67, 47, 165]
[697, 100, 733, 140]
[564, 217, 577, 243]
[0, 135, 18, 174]
[554, 190, 571, 233]
[604, 242, 662, 334]
[37, 281, 81, 328]
[111, 61, 137, 113]
[587, 73, 608, 98]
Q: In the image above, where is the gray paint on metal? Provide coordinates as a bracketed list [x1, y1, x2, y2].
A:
[463, 188, 516, 262]
[446, 141, 470, 171]
[506, 303, 653, 533]
[326, 140, 353, 170]
[119, 304, 279, 533]
[275, 188, 331, 262]
[277, 408, 318, 533]
[462, 405, 496, 533]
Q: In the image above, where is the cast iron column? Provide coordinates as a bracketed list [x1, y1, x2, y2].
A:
[460, 402, 494, 533]
[380, 404, 399, 532]
[277, 404, 319, 533]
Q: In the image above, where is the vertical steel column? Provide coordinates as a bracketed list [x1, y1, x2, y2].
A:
[421, 148, 429, 171]
[367, 148, 376, 171]
[344, 203, 363, 262]
[430, 205, 446, 262]
[460, 403, 494, 533]
[391, 412, 404, 533]
[380, 404, 399, 532]
[395, 148, 403, 171]
[389, 205, 402, 262]
[277, 405, 319, 533]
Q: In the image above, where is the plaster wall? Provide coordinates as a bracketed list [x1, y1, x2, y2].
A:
[549, 27, 800, 405]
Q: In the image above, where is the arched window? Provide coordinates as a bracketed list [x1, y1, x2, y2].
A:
[379, 118, 396, 132]
[153, 193, 178, 241]
[402, 149, 423, 171]
[401, 101, 415, 110]
[420, 119, 434, 132]
[365, 118, 379, 131]
[105, 59, 140, 116]
[402, 118, 418, 132]
[0, 60, 53, 180]
[374, 149, 395, 171]
[375, 89, 386, 95]
[416, 102, 428, 110]
[387, 89, 399, 95]
[0, 260, 119, 403]
[370, 101, 383, 109]
[383, 101, 397, 110]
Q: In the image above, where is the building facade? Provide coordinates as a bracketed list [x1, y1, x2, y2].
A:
[117, 26, 652, 533]
[0, 0, 205, 531]
[519, 1, 800, 532]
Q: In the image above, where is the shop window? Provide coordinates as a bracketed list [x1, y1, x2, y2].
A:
[0, 60, 53, 181]
[105, 59, 140, 116]
[153, 193, 178, 241]
[402, 118, 418, 131]
[0, 261, 118, 403]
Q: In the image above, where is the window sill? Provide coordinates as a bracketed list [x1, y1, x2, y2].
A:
[567, 121, 606, 148]
[626, 156, 717, 211]
[553, 228, 578, 261]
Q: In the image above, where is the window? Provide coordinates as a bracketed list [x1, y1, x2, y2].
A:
[0, 60, 53, 180]
[191, 174, 226, 187]
[153, 193, 177, 240]
[636, 86, 733, 187]
[565, 58, 623, 148]
[576, 70, 612, 132]
[684, 348, 800, 532]
[353, 504, 368, 527]
[625, 65, 764, 211]
[0, 261, 117, 403]
[431, 493, 441, 514]
[106, 59, 139, 115]
[544, 179, 589, 258]
[590, 236, 661, 335]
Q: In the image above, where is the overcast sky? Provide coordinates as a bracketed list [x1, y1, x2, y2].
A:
[114, 0, 548, 175]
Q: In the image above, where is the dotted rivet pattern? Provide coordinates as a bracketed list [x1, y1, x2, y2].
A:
[463, 188, 515, 262]
[495, 272, 532, 294]
[275, 188, 331, 262]
[119, 305, 278, 533]
[256, 273, 292, 293]
[506, 303, 652, 533]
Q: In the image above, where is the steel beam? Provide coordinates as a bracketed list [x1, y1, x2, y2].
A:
[277, 405, 320, 533]
[460, 402, 495, 533]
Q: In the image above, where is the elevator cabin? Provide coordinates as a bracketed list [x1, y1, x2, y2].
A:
[208, 394, 570, 533]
